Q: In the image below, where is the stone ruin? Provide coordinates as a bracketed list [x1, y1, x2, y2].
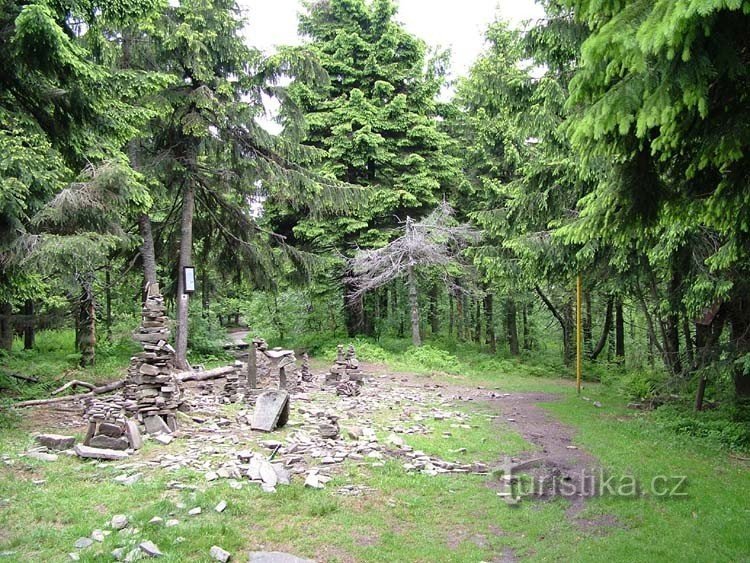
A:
[325, 344, 364, 398]
[82, 397, 142, 451]
[123, 283, 181, 435]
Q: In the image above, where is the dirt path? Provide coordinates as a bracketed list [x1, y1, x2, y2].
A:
[384, 369, 604, 513]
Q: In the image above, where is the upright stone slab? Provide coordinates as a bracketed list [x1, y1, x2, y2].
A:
[251, 390, 290, 432]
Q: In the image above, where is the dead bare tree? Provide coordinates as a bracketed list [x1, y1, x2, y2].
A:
[347, 203, 478, 346]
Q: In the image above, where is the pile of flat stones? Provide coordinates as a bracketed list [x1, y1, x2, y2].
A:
[82, 398, 142, 452]
[123, 283, 181, 435]
[221, 361, 243, 403]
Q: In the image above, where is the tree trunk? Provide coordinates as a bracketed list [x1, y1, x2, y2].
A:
[175, 183, 195, 370]
[407, 264, 421, 347]
[535, 285, 572, 365]
[522, 302, 532, 351]
[448, 290, 454, 338]
[343, 274, 364, 337]
[23, 299, 34, 350]
[683, 314, 694, 370]
[563, 300, 574, 365]
[590, 295, 614, 360]
[506, 298, 519, 356]
[583, 291, 593, 357]
[78, 279, 96, 367]
[104, 265, 112, 341]
[615, 298, 625, 362]
[728, 294, 750, 401]
[138, 213, 158, 288]
[484, 292, 496, 353]
[0, 302, 13, 351]
[428, 282, 439, 336]
[456, 289, 464, 341]
[474, 297, 482, 344]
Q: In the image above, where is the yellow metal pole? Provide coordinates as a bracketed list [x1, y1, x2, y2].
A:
[576, 273, 583, 394]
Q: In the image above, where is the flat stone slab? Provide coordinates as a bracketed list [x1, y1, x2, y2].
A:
[144, 415, 171, 435]
[251, 390, 290, 432]
[35, 434, 76, 450]
[74, 444, 129, 461]
[248, 552, 314, 563]
[89, 435, 129, 450]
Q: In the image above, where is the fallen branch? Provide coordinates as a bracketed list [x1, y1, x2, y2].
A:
[2, 372, 40, 384]
[12, 380, 124, 408]
[177, 365, 237, 382]
[52, 379, 96, 395]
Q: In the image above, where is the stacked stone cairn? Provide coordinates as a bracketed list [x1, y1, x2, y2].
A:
[83, 397, 142, 451]
[123, 283, 181, 435]
[222, 361, 244, 402]
[299, 353, 313, 382]
[326, 344, 364, 395]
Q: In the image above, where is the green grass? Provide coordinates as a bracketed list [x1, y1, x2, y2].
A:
[0, 331, 748, 562]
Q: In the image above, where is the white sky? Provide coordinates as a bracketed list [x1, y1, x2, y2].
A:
[238, 0, 546, 80]
[237, 0, 546, 131]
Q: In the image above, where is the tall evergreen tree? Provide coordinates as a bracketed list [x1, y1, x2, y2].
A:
[283, 0, 460, 335]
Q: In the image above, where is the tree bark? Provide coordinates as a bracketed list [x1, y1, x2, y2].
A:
[175, 183, 195, 370]
[104, 265, 112, 341]
[728, 294, 750, 400]
[428, 282, 439, 335]
[506, 297, 519, 356]
[683, 314, 694, 370]
[78, 279, 96, 367]
[23, 299, 34, 350]
[484, 292, 496, 353]
[0, 302, 12, 351]
[615, 298, 625, 362]
[343, 273, 364, 337]
[590, 295, 614, 360]
[584, 290, 593, 357]
[407, 264, 421, 346]
[522, 302, 532, 351]
[535, 285, 572, 365]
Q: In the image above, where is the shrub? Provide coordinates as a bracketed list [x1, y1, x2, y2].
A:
[619, 370, 665, 401]
[401, 345, 460, 374]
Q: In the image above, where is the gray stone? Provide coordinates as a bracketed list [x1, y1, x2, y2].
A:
[143, 415, 171, 435]
[188, 507, 201, 516]
[214, 500, 227, 513]
[35, 433, 75, 451]
[74, 537, 93, 549]
[74, 444, 129, 461]
[165, 519, 179, 527]
[111, 514, 129, 530]
[153, 434, 173, 445]
[139, 540, 162, 557]
[91, 529, 105, 542]
[98, 422, 124, 438]
[125, 420, 143, 450]
[26, 451, 58, 462]
[89, 435, 129, 450]
[259, 461, 278, 486]
[112, 547, 126, 560]
[251, 390, 290, 432]
[210, 545, 231, 562]
[248, 552, 315, 563]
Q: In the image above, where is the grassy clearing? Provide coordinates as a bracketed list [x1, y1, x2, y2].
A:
[0, 331, 748, 562]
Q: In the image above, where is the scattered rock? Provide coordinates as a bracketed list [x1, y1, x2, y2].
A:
[153, 434, 173, 445]
[188, 507, 202, 516]
[139, 540, 163, 557]
[74, 444, 129, 461]
[165, 519, 179, 527]
[210, 545, 231, 562]
[91, 529, 106, 542]
[111, 514, 129, 530]
[74, 537, 93, 549]
[214, 500, 227, 513]
[149, 516, 164, 525]
[35, 434, 75, 451]
[25, 451, 58, 462]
